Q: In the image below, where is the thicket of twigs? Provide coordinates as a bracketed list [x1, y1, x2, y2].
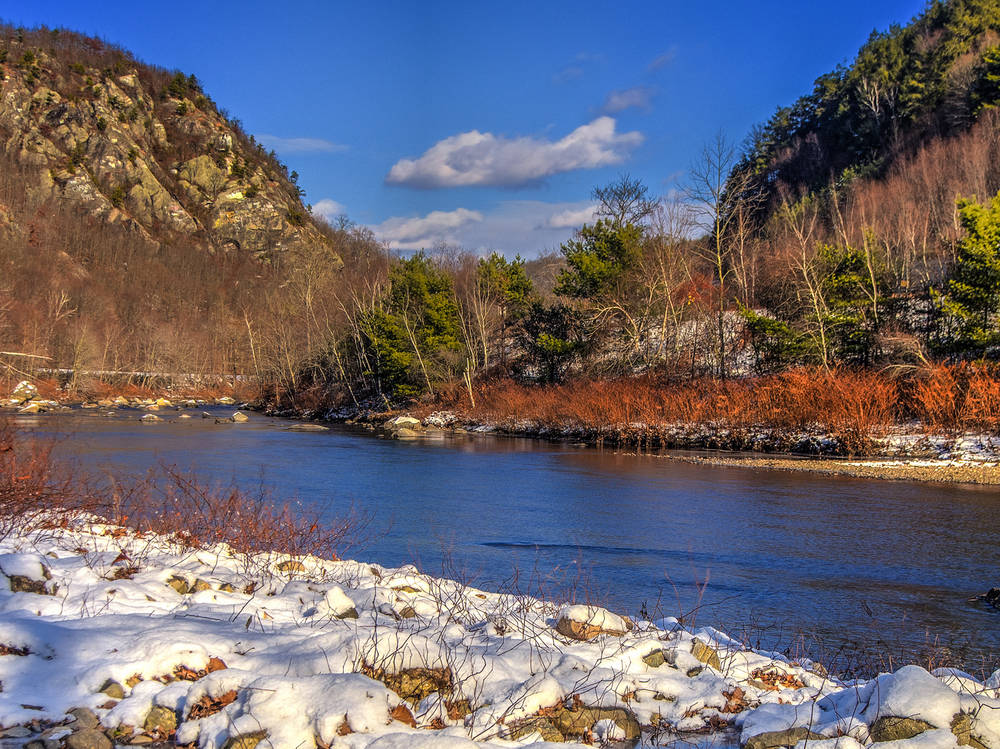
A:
[434, 364, 1000, 454]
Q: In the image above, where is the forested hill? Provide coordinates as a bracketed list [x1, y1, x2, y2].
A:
[740, 0, 1000, 205]
[0, 24, 378, 380]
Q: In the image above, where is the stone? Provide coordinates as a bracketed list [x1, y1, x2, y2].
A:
[10, 380, 37, 404]
[98, 680, 124, 699]
[285, 423, 329, 431]
[276, 560, 306, 574]
[642, 649, 667, 668]
[216, 396, 235, 405]
[336, 607, 360, 620]
[140, 413, 160, 422]
[952, 712, 989, 749]
[392, 427, 421, 438]
[869, 716, 935, 742]
[18, 402, 43, 414]
[744, 727, 827, 749]
[555, 605, 631, 641]
[507, 717, 563, 742]
[191, 578, 212, 593]
[66, 707, 99, 729]
[64, 728, 112, 749]
[231, 411, 249, 422]
[552, 705, 641, 740]
[691, 638, 722, 670]
[143, 705, 176, 735]
[0, 726, 32, 738]
[222, 731, 267, 749]
[166, 575, 190, 594]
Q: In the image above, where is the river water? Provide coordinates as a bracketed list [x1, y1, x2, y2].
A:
[14, 407, 1000, 675]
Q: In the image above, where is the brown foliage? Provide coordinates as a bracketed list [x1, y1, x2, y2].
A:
[186, 690, 238, 721]
[444, 368, 902, 454]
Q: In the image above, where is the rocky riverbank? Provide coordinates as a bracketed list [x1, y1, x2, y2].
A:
[270, 402, 1000, 486]
[6, 377, 1000, 485]
[0, 519, 998, 749]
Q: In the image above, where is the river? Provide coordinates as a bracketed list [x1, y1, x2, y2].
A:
[14, 406, 1000, 676]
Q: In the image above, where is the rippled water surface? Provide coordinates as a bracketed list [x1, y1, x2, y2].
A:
[17, 407, 1000, 672]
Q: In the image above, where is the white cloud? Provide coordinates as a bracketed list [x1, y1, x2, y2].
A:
[552, 66, 584, 84]
[311, 199, 348, 222]
[376, 208, 484, 248]
[373, 201, 598, 255]
[385, 117, 643, 189]
[257, 134, 348, 153]
[601, 86, 655, 114]
[545, 204, 598, 229]
[647, 48, 677, 72]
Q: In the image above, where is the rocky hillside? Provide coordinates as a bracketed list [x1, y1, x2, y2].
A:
[0, 24, 336, 263]
[0, 25, 375, 381]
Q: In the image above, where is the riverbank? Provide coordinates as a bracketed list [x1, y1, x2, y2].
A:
[6, 375, 1000, 485]
[0, 518, 998, 749]
[666, 454, 1000, 486]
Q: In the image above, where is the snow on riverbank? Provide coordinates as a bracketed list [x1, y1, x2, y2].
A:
[0, 522, 998, 748]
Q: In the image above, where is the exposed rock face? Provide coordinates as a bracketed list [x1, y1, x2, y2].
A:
[0, 31, 339, 265]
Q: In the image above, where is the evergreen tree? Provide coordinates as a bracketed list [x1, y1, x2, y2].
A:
[936, 192, 1000, 357]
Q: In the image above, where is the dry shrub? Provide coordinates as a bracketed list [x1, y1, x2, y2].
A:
[0, 419, 365, 563]
[962, 369, 1000, 432]
[910, 365, 966, 432]
[906, 364, 1000, 434]
[103, 464, 367, 562]
[439, 367, 901, 454]
[0, 419, 93, 541]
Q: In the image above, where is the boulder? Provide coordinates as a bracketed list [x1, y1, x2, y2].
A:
[744, 728, 827, 749]
[222, 731, 267, 749]
[18, 402, 44, 414]
[0, 554, 54, 594]
[869, 716, 935, 742]
[98, 680, 125, 700]
[691, 638, 723, 670]
[10, 380, 37, 404]
[555, 605, 632, 641]
[285, 423, 329, 432]
[231, 411, 249, 423]
[143, 705, 176, 735]
[64, 728, 112, 749]
[951, 712, 990, 749]
[140, 413, 161, 422]
[66, 708, 99, 729]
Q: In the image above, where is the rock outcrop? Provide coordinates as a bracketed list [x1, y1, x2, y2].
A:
[0, 27, 340, 265]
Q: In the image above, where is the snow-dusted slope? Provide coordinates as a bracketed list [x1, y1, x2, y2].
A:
[0, 521, 997, 748]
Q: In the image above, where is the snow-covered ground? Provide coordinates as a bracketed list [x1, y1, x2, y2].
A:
[0, 521, 998, 749]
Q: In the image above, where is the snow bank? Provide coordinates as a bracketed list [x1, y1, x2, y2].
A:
[0, 521, 996, 748]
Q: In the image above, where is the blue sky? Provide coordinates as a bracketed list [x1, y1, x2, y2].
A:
[6, 0, 924, 255]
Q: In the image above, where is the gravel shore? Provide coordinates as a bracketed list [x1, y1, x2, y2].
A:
[674, 454, 1000, 485]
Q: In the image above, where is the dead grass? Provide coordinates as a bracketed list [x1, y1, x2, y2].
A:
[435, 368, 903, 454]
[432, 365, 1000, 455]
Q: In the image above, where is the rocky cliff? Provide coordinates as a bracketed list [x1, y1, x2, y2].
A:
[0, 25, 338, 264]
